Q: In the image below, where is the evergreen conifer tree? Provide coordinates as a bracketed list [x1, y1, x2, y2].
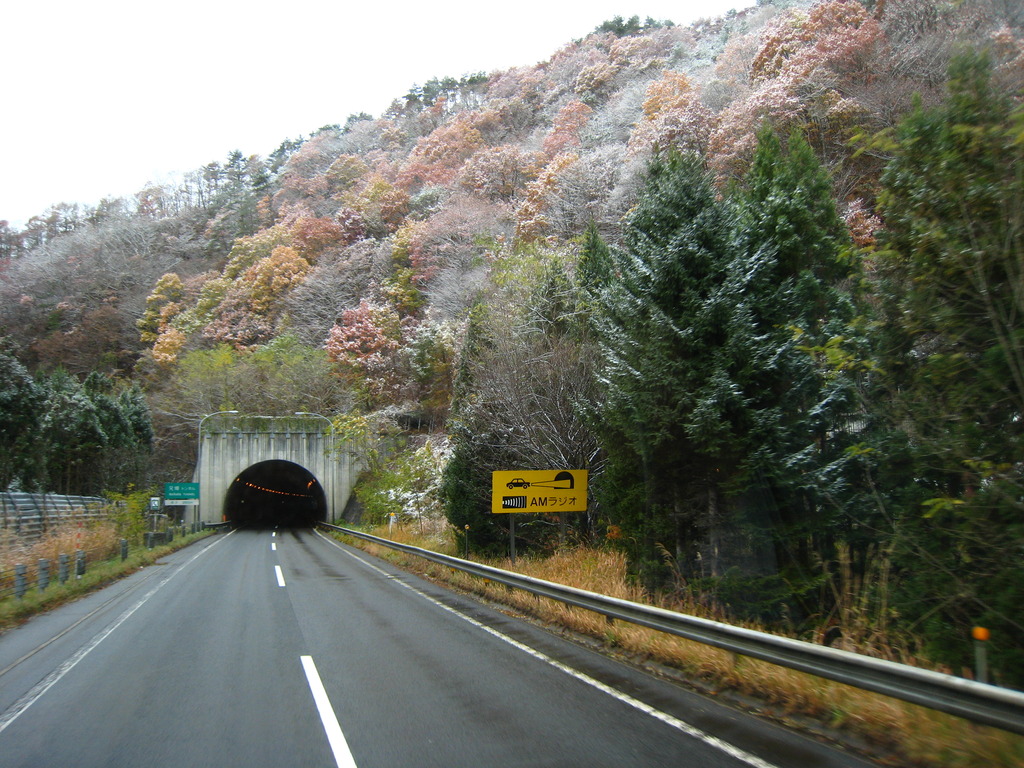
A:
[592, 151, 736, 584]
[0, 349, 45, 490]
[875, 51, 1024, 681]
[722, 128, 865, 609]
[590, 137, 865, 606]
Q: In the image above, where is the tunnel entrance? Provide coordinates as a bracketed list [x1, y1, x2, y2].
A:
[223, 460, 327, 528]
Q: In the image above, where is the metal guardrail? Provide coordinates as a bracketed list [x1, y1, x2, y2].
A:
[1, 492, 107, 540]
[319, 522, 1024, 735]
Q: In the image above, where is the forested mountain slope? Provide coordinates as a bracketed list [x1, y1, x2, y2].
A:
[2, 0, 1024, 684]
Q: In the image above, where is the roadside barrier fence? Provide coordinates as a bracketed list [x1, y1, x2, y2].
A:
[1, 492, 107, 540]
[0, 516, 208, 603]
[319, 521, 1024, 736]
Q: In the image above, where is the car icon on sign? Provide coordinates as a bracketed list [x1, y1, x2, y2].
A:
[506, 478, 530, 489]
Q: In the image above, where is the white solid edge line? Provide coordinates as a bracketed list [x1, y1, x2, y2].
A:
[275, 565, 286, 587]
[0, 531, 235, 735]
[314, 531, 779, 768]
[301, 655, 358, 768]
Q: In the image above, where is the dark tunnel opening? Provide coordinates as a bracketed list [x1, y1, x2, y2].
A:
[223, 460, 327, 528]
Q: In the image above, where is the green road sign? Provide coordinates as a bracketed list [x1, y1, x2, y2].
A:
[164, 482, 200, 502]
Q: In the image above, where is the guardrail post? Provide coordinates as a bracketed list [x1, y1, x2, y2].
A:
[121, 538, 128, 561]
[38, 558, 50, 592]
[14, 564, 27, 599]
[75, 549, 85, 578]
[58, 553, 69, 584]
[973, 627, 991, 684]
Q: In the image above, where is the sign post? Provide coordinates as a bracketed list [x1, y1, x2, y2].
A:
[491, 470, 587, 563]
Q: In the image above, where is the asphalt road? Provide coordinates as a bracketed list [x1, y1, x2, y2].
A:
[0, 529, 877, 767]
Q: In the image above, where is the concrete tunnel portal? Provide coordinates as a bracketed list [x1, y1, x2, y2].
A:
[223, 460, 327, 528]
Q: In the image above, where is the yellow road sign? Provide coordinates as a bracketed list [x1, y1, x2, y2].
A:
[491, 470, 588, 513]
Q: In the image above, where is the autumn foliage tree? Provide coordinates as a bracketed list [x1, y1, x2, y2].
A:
[628, 71, 715, 156]
[399, 112, 487, 189]
[138, 273, 186, 344]
[458, 145, 543, 201]
[325, 299, 404, 405]
[543, 100, 594, 157]
[708, 1, 884, 191]
[514, 154, 580, 243]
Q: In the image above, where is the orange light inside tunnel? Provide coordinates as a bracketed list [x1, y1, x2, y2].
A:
[241, 480, 311, 498]
[224, 460, 327, 528]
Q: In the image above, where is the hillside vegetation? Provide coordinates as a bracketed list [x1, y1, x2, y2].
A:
[2, 0, 1023, 692]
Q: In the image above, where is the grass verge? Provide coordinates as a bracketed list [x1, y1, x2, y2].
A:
[0, 529, 214, 634]
[327, 523, 1024, 768]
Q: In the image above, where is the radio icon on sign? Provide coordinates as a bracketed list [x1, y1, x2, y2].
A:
[502, 496, 528, 509]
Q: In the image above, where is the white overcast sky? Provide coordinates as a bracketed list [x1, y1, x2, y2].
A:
[1, 1, 753, 228]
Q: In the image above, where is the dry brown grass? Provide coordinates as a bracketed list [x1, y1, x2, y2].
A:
[1, 518, 122, 589]
[0, 523, 212, 631]
[343, 523, 1024, 768]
